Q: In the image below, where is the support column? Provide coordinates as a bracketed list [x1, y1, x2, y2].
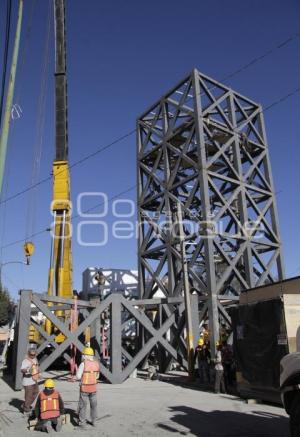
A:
[190, 294, 200, 351]
[110, 294, 122, 384]
[192, 69, 219, 356]
[13, 290, 32, 390]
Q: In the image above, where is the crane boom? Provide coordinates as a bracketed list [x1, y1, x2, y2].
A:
[54, 0, 68, 161]
[46, 0, 73, 336]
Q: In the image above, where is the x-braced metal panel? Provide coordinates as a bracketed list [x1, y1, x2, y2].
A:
[137, 68, 284, 346]
[13, 291, 199, 388]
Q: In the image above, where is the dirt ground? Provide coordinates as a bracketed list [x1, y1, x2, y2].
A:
[0, 373, 289, 437]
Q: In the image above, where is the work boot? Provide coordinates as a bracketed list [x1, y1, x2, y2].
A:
[45, 422, 53, 434]
[55, 419, 62, 432]
[77, 422, 88, 430]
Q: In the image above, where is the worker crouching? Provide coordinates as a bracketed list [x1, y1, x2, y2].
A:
[76, 347, 100, 429]
[35, 379, 64, 433]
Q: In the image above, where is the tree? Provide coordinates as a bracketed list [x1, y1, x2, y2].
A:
[0, 286, 13, 326]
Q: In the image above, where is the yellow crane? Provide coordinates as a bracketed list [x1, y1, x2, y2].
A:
[45, 0, 73, 339]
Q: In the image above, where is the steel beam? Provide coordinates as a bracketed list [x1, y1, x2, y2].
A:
[110, 294, 122, 383]
[13, 290, 31, 390]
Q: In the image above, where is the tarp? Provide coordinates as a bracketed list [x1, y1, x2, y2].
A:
[230, 298, 288, 389]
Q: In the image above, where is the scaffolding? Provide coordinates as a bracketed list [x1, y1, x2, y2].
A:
[137, 69, 284, 349]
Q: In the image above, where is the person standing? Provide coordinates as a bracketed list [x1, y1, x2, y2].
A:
[76, 347, 100, 429]
[195, 338, 210, 383]
[214, 343, 226, 394]
[35, 379, 64, 433]
[20, 345, 40, 415]
[222, 340, 234, 390]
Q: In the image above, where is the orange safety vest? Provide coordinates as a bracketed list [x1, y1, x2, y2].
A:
[28, 357, 40, 381]
[81, 359, 100, 393]
[39, 390, 60, 420]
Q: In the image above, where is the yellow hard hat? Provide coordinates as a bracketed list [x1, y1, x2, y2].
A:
[198, 338, 204, 346]
[44, 379, 55, 389]
[83, 347, 94, 356]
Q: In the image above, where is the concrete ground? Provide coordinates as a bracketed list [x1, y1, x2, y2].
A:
[0, 374, 289, 437]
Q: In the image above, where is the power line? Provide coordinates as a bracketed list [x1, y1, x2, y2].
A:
[1, 185, 136, 249]
[0, 30, 299, 207]
[264, 87, 300, 111]
[72, 184, 136, 221]
[1, 80, 299, 209]
[1, 228, 46, 249]
[219, 30, 300, 84]
[1, 83, 299, 251]
[1, 30, 300, 250]
[0, 129, 136, 205]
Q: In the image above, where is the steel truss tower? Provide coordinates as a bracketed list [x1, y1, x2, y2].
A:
[137, 69, 284, 347]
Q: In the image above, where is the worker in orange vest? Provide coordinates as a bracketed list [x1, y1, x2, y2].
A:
[20, 345, 40, 415]
[34, 379, 64, 433]
[76, 347, 100, 429]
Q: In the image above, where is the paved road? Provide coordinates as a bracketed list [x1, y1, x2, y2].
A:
[0, 376, 289, 436]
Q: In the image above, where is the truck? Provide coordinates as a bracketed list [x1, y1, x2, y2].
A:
[230, 276, 300, 404]
[280, 350, 300, 436]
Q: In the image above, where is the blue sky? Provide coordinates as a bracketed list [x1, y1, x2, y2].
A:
[0, 0, 299, 299]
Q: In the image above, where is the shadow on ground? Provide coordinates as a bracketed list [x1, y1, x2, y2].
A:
[8, 398, 23, 412]
[155, 405, 289, 437]
[158, 373, 239, 397]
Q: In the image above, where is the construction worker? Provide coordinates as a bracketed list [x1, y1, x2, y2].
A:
[214, 343, 226, 394]
[220, 323, 229, 343]
[20, 345, 40, 415]
[76, 347, 100, 429]
[195, 338, 210, 383]
[34, 379, 64, 433]
[222, 340, 234, 390]
[202, 324, 209, 343]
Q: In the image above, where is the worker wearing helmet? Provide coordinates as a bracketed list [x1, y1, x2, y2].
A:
[34, 379, 64, 433]
[76, 346, 100, 429]
[214, 343, 226, 394]
[195, 338, 210, 384]
[20, 345, 40, 415]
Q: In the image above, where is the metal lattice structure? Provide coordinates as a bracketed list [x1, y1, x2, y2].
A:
[137, 68, 284, 346]
[82, 268, 139, 299]
[12, 291, 199, 388]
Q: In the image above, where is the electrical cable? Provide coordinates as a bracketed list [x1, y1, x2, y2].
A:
[1, 78, 299, 210]
[0, 29, 299, 207]
[1, 30, 300, 250]
[0, 79, 299, 250]
[0, 129, 136, 205]
[1, 185, 136, 249]
[0, 83, 298, 251]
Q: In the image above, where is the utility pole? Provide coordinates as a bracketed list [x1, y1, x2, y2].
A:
[0, 0, 23, 196]
[177, 202, 195, 378]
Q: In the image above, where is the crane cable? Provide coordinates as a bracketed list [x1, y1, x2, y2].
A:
[25, 0, 52, 242]
[0, 0, 37, 263]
